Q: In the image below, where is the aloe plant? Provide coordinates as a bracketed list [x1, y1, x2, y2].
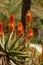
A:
[0, 0, 43, 65]
[0, 30, 29, 65]
[0, 31, 41, 65]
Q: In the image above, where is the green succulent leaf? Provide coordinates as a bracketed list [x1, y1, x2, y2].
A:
[10, 35, 23, 51]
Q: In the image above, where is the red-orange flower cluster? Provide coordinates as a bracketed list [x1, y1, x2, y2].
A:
[28, 28, 33, 39]
[0, 22, 3, 36]
[26, 10, 32, 22]
[10, 14, 14, 24]
[17, 22, 24, 35]
[8, 14, 14, 32]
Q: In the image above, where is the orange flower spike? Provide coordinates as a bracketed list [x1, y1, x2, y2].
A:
[17, 22, 22, 31]
[26, 10, 32, 22]
[8, 14, 14, 32]
[0, 22, 3, 36]
[17, 22, 24, 35]
[10, 14, 14, 24]
[28, 28, 33, 39]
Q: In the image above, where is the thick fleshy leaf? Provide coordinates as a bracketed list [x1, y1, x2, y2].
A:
[10, 35, 23, 50]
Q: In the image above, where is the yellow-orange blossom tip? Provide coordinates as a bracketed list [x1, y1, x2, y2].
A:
[28, 28, 33, 39]
[26, 10, 32, 22]
[8, 14, 14, 32]
[17, 22, 24, 35]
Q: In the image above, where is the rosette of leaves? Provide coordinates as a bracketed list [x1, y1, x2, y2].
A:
[0, 32, 40, 65]
[0, 30, 30, 65]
